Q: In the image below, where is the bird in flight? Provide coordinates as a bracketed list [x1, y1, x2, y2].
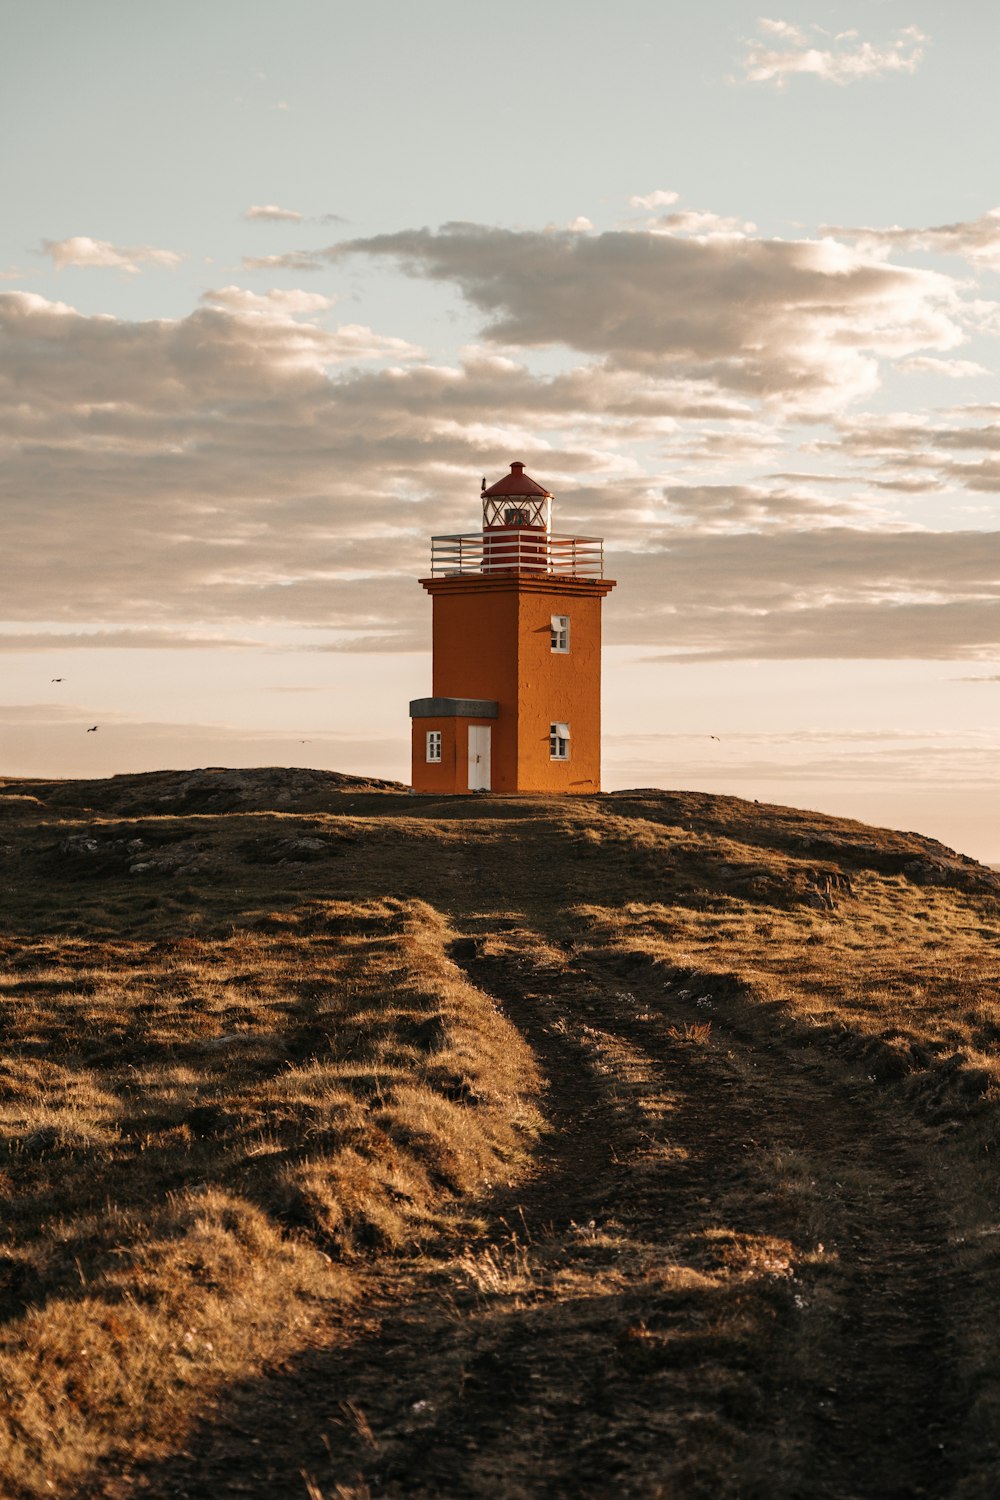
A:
[709, 735, 721, 741]
[51, 677, 64, 683]
[86, 725, 98, 733]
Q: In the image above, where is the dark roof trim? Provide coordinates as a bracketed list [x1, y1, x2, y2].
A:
[409, 697, 499, 719]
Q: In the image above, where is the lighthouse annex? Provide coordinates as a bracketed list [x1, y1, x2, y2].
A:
[409, 463, 616, 795]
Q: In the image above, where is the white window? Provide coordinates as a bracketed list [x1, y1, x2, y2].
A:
[551, 614, 570, 653]
[550, 722, 570, 760]
[426, 730, 442, 763]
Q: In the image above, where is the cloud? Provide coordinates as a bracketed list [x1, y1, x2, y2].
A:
[897, 356, 990, 378]
[825, 409, 1000, 494]
[0, 290, 422, 435]
[755, 19, 808, 44]
[338, 350, 751, 426]
[612, 728, 997, 746]
[628, 190, 680, 210]
[615, 529, 1000, 660]
[330, 220, 965, 413]
[244, 204, 304, 222]
[0, 629, 261, 651]
[41, 236, 184, 273]
[0, 292, 666, 640]
[663, 481, 866, 531]
[648, 597, 1000, 662]
[2, 288, 998, 667]
[605, 734, 1000, 794]
[739, 20, 927, 87]
[201, 285, 335, 316]
[241, 251, 324, 272]
[649, 209, 758, 238]
[824, 208, 1000, 273]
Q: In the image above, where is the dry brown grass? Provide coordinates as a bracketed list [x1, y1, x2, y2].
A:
[572, 870, 1000, 1113]
[1, 769, 999, 1496]
[0, 880, 541, 1496]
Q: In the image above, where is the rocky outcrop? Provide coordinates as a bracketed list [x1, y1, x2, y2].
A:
[54, 831, 211, 878]
[3, 766, 405, 818]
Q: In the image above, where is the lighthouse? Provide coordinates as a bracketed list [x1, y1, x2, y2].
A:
[408, 462, 616, 794]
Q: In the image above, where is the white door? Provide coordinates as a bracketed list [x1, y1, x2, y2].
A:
[468, 725, 491, 790]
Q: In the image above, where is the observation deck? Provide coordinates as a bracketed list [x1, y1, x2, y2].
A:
[429, 529, 606, 580]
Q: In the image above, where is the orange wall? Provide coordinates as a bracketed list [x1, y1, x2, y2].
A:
[411, 717, 457, 795]
[411, 716, 497, 794]
[430, 589, 520, 792]
[516, 590, 603, 793]
[417, 575, 614, 794]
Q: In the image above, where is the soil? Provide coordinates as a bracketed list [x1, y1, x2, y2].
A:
[92, 928, 966, 1500]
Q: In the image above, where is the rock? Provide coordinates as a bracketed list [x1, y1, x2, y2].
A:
[449, 937, 482, 960]
[903, 857, 1000, 894]
[127, 843, 210, 876]
[240, 834, 340, 866]
[54, 830, 208, 879]
[803, 868, 854, 910]
[59, 835, 100, 856]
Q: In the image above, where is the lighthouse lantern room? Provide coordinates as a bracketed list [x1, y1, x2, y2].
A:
[409, 463, 616, 794]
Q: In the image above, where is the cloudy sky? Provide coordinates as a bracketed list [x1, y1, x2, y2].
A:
[3, 0, 1000, 858]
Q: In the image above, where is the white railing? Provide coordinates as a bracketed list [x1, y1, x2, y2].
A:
[430, 529, 605, 579]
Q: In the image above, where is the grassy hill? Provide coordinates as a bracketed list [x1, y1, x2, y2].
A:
[0, 768, 998, 1499]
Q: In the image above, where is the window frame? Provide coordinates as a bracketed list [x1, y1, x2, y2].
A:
[549, 722, 570, 761]
[426, 729, 442, 763]
[550, 614, 570, 654]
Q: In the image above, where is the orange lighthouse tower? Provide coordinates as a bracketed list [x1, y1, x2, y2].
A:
[409, 462, 616, 794]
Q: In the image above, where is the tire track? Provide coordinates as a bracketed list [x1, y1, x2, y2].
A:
[101, 930, 963, 1500]
[533, 941, 962, 1500]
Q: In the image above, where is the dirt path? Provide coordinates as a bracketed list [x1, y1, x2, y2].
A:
[543, 945, 961, 1498]
[100, 930, 964, 1500]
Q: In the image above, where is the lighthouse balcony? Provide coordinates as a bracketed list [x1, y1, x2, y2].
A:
[429, 529, 605, 580]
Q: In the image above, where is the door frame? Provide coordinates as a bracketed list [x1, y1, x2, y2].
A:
[467, 724, 492, 791]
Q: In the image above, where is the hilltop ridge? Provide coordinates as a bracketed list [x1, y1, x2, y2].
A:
[2, 764, 995, 900]
[0, 770, 998, 1499]
[0, 765, 406, 816]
